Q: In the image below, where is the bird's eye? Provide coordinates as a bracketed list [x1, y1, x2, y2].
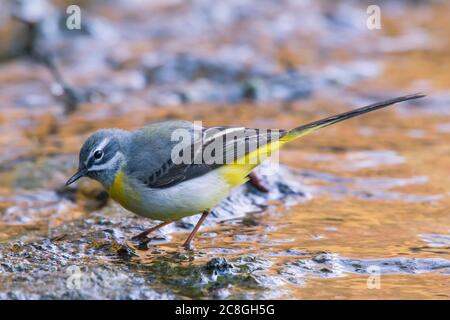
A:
[93, 150, 103, 160]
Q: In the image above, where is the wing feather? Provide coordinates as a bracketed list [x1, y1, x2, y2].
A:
[145, 126, 284, 188]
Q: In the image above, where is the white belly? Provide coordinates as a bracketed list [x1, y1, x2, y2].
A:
[129, 169, 234, 221]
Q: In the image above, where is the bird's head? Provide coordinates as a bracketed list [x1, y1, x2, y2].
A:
[66, 129, 130, 188]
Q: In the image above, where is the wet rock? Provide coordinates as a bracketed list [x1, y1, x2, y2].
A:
[235, 255, 272, 273]
[206, 257, 234, 275]
[111, 242, 138, 260]
[142, 253, 273, 299]
[142, 52, 312, 104]
[0, 221, 172, 299]
[0, 163, 308, 299]
[281, 252, 450, 284]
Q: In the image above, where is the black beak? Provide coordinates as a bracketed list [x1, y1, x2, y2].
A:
[65, 168, 88, 186]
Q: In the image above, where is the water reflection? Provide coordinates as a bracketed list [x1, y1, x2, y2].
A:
[0, 0, 449, 299]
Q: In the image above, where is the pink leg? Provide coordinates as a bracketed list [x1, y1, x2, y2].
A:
[182, 210, 210, 249]
[132, 220, 173, 240]
[248, 172, 269, 193]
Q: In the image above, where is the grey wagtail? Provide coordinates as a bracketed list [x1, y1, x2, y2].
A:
[66, 93, 425, 248]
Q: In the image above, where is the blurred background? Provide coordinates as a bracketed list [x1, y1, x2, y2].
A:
[0, 0, 449, 299]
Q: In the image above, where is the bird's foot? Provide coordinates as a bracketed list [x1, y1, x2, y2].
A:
[180, 210, 210, 250]
[182, 242, 193, 250]
[131, 220, 172, 241]
[248, 172, 269, 193]
[131, 231, 152, 241]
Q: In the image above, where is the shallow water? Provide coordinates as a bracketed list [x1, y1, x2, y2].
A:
[0, 0, 449, 299]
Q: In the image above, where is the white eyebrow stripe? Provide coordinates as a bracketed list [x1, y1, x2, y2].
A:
[85, 137, 111, 165]
[96, 137, 111, 151]
[88, 151, 124, 172]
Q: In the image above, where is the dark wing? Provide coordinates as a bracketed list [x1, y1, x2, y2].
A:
[145, 126, 284, 188]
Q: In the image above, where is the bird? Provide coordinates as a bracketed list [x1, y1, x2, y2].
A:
[66, 93, 425, 249]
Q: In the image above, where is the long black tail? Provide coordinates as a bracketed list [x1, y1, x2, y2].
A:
[281, 93, 426, 141]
